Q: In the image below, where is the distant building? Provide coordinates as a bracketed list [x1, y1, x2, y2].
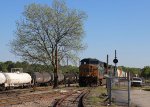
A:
[117, 68, 127, 77]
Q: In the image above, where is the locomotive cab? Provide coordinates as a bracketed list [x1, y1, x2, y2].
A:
[79, 58, 105, 87]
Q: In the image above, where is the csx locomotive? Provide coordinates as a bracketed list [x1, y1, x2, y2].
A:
[79, 58, 106, 87]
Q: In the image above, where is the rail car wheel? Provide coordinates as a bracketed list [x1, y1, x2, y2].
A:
[45, 83, 50, 86]
[34, 83, 39, 87]
[79, 82, 82, 87]
[0, 86, 6, 91]
[27, 84, 31, 88]
[9, 86, 14, 90]
[79, 82, 85, 87]
[100, 80, 102, 86]
[97, 80, 100, 86]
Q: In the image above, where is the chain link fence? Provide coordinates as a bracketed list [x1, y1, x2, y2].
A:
[106, 76, 130, 106]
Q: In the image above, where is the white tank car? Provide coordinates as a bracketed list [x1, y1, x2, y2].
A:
[4, 72, 32, 87]
[0, 73, 6, 84]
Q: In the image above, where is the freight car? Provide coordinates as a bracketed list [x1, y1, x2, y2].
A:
[57, 73, 65, 84]
[0, 72, 32, 91]
[0, 68, 78, 91]
[64, 72, 78, 86]
[27, 72, 65, 86]
[0, 72, 7, 91]
[31, 72, 52, 86]
[79, 58, 105, 87]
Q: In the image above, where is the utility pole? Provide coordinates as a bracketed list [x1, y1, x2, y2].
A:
[113, 50, 118, 77]
[106, 54, 111, 105]
[106, 55, 108, 74]
[128, 71, 131, 107]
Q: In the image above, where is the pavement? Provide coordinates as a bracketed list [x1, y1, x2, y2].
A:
[112, 90, 128, 106]
[131, 89, 150, 107]
[112, 89, 150, 107]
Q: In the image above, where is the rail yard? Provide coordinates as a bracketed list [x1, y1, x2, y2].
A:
[0, 58, 150, 107]
[0, 85, 98, 107]
[1, 0, 150, 107]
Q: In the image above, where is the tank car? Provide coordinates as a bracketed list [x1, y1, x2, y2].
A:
[50, 72, 65, 85]
[31, 72, 52, 86]
[0, 73, 6, 91]
[57, 73, 64, 84]
[1, 72, 32, 90]
[64, 72, 78, 85]
[79, 58, 105, 87]
[41, 72, 52, 85]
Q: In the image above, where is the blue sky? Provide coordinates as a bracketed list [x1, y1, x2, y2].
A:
[0, 0, 150, 68]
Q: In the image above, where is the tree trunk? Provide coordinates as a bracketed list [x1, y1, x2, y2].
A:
[53, 68, 58, 88]
[53, 45, 58, 88]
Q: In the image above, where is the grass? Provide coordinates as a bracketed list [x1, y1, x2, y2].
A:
[84, 86, 108, 107]
[112, 86, 128, 90]
[130, 85, 150, 91]
[145, 80, 150, 83]
[142, 86, 150, 91]
[84, 86, 146, 107]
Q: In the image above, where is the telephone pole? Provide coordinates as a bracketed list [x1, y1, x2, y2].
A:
[113, 50, 118, 76]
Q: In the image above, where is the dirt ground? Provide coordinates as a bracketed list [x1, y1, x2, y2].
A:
[3, 86, 149, 107]
[0, 86, 79, 107]
[131, 89, 150, 107]
[112, 89, 150, 107]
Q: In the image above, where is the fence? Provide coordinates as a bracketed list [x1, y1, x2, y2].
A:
[106, 76, 131, 106]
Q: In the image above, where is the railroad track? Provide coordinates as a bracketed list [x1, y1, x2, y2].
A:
[52, 89, 90, 107]
[0, 86, 52, 99]
[0, 86, 56, 106]
[0, 90, 61, 106]
[0, 86, 80, 107]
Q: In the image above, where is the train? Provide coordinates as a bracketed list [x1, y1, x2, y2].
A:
[0, 68, 78, 91]
[79, 58, 106, 87]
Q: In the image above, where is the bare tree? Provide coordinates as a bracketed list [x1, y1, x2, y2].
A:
[11, 0, 87, 88]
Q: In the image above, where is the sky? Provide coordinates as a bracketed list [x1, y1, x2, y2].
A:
[0, 0, 150, 68]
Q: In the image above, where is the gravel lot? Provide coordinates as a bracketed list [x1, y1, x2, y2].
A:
[112, 89, 150, 107]
[131, 89, 150, 107]
[2, 86, 149, 107]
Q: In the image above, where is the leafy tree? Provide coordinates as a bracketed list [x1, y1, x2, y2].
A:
[61, 65, 79, 73]
[141, 66, 150, 79]
[0, 62, 3, 71]
[15, 61, 30, 72]
[10, 0, 87, 88]
[29, 63, 53, 73]
[5, 61, 14, 72]
[119, 66, 141, 77]
[7, 63, 15, 72]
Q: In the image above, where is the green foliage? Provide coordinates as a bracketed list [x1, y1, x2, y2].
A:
[28, 64, 53, 73]
[0, 61, 12, 72]
[141, 66, 150, 79]
[7, 63, 15, 72]
[0, 61, 78, 73]
[11, 0, 87, 88]
[11, 0, 87, 68]
[0, 64, 2, 71]
[119, 66, 141, 76]
[61, 65, 79, 73]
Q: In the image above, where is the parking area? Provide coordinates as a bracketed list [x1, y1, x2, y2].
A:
[131, 89, 150, 107]
[112, 89, 150, 107]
